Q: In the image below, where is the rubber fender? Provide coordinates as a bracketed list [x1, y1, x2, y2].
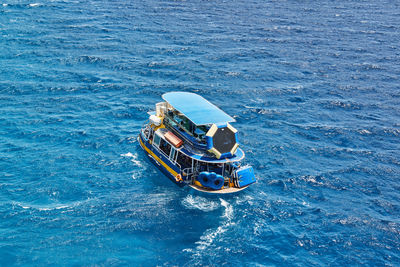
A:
[208, 172, 217, 182]
[197, 172, 223, 190]
[208, 174, 224, 190]
[198, 172, 211, 188]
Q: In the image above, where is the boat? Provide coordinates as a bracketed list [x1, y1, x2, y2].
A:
[138, 92, 256, 194]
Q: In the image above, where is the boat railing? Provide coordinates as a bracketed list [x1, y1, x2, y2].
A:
[182, 167, 195, 184]
[174, 160, 181, 170]
[142, 124, 153, 140]
[182, 167, 194, 176]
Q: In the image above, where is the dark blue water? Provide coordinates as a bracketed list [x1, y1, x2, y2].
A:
[1, 0, 400, 265]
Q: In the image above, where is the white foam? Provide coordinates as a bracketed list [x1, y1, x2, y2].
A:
[121, 152, 134, 157]
[191, 199, 235, 255]
[29, 3, 41, 7]
[253, 221, 263, 236]
[220, 198, 233, 221]
[121, 152, 143, 167]
[358, 129, 372, 135]
[195, 224, 228, 251]
[131, 172, 138, 180]
[226, 71, 240, 77]
[181, 195, 219, 212]
[235, 194, 254, 205]
[16, 202, 72, 211]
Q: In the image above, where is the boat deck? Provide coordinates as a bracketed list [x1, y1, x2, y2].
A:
[188, 184, 249, 194]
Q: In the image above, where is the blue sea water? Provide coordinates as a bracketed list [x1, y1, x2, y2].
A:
[1, 0, 400, 265]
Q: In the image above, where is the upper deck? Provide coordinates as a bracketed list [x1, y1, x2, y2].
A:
[162, 92, 235, 126]
[150, 127, 245, 163]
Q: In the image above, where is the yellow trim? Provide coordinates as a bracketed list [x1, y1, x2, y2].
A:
[139, 136, 178, 177]
[226, 123, 237, 133]
[206, 124, 218, 137]
[208, 147, 221, 159]
[230, 143, 239, 155]
[194, 180, 202, 187]
[153, 122, 165, 132]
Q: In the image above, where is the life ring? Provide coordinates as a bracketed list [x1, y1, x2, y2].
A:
[175, 174, 183, 182]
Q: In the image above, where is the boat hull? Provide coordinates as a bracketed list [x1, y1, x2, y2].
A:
[138, 133, 184, 187]
[137, 129, 255, 194]
[188, 184, 249, 194]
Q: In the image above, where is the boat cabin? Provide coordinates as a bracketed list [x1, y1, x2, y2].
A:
[139, 92, 256, 192]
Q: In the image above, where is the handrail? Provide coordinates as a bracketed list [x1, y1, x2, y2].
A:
[182, 167, 193, 176]
[182, 167, 194, 184]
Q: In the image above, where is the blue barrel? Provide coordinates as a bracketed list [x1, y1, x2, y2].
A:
[197, 172, 224, 190]
[198, 172, 211, 188]
[209, 174, 224, 190]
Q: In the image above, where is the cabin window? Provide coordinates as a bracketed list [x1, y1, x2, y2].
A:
[147, 127, 154, 140]
[164, 116, 177, 128]
[153, 134, 161, 147]
[170, 147, 176, 161]
[197, 161, 208, 172]
[208, 163, 224, 175]
[159, 138, 171, 156]
[143, 126, 150, 139]
[176, 151, 190, 168]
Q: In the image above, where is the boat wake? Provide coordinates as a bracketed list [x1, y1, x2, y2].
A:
[184, 198, 235, 262]
[181, 195, 220, 212]
[194, 199, 234, 250]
